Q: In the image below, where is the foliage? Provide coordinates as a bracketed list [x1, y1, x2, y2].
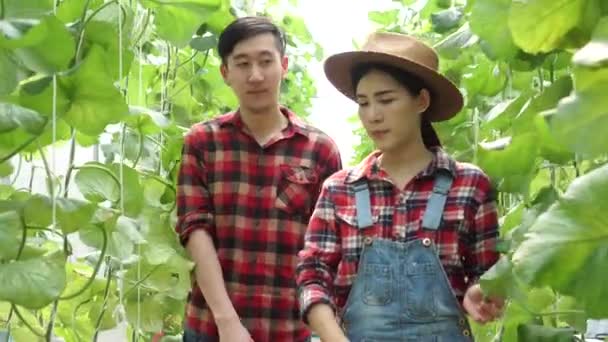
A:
[350, 0, 608, 340]
[0, 0, 319, 340]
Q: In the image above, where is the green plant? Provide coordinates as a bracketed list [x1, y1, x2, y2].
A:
[0, 0, 319, 341]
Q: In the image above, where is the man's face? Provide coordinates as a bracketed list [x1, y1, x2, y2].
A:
[222, 33, 288, 114]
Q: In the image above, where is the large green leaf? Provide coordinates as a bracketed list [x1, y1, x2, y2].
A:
[508, 0, 588, 54]
[0, 49, 18, 95]
[1, 15, 76, 74]
[74, 162, 120, 203]
[0, 102, 46, 134]
[512, 164, 608, 317]
[462, 58, 507, 97]
[140, 0, 221, 48]
[572, 16, 608, 68]
[0, 252, 66, 309]
[83, 19, 134, 81]
[470, 0, 518, 60]
[1, 0, 53, 19]
[545, 83, 608, 158]
[0, 210, 22, 261]
[109, 164, 144, 218]
[56, 0, 104, 23]
[125, 294, 165, 332]
[61, 45, 129, 136]
[477, 133, 539, 195]
[56, 198, 97, 234]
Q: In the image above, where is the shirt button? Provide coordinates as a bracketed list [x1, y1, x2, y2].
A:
[393, 232, 400, 239]
[459, 317, 466, 325]
[422, 237, 432, 247]
[364, 237, 373, 245]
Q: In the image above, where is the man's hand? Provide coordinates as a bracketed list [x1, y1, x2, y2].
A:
[463, 284, 505, 324]
[216, 316, 254, 342]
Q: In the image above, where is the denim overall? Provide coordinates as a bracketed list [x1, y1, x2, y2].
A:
[342, 171, 473, 342]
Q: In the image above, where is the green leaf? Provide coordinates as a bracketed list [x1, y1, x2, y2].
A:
[109, 164, 144, 217]
[0, 161, 13, 177]
[431, 7, 463, 33]
[56, 0, 104, 23]
[83, 19, 134, 81]
[479, 257, 517, 298]
[477, 133, 539, 194]
[545, 83, 608, 158]
[142, 212, 180, 265]
[56, 198, 97, 234]
[470, 0, 518, 60]
[517, 324, 576, 342]
[0, 102, 46, 135]
[125, 295, 165, 332]
[189, 35, 217, 52]
[434, 23, 478, 60]
[508, 0, 588, 54]
[368, 9, 400, 27]
[0, 210, 22, 261]
[0, 49, 18, 95]
[125, 106, 171, 134]
[0, 252, 66, 309]
[1, 0, 53, 19]
[23, 194, 52, 227]
[512, 164, 608, 317]
[74, 162, 120, 203]
[89, 296, 119, 330]
[462, 58, 507, 97]
[572, 16, 608, 68]
[141, 0, 221, 48]
[4, 16, 76, 74]
[61, 45, 129, 135]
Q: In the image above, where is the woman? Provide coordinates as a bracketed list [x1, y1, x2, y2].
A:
[296, 32, 504, 341]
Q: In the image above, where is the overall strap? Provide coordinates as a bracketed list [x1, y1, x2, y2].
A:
[353, 180, 374, 229]
[421, 170, 454, 230]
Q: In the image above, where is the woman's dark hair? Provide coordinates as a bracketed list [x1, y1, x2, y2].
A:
[351, 63, 427, 97]
[218, 16, 286, 64]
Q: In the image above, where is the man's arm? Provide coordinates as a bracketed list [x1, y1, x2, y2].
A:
[176, 132, 250, 338]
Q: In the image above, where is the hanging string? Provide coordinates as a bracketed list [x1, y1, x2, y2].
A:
[113, 0, 128, 333]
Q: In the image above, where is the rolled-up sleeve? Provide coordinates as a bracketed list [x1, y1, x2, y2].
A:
[175, 131, 215, 247]
[296, 181, 342, 323]
[464, 175, 499, 285]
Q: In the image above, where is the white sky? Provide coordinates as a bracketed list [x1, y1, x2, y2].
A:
[296, 0, 395, 165]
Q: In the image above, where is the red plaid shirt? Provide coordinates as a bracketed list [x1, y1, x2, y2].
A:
[176, 108, 342, 341]
[296, 148, 499, 320]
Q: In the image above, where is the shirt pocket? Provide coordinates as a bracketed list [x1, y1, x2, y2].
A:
[275, 164, 319, 215]
[435, 207, 467, 263]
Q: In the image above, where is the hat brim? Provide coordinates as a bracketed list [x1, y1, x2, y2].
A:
[324, 51, 464, 122]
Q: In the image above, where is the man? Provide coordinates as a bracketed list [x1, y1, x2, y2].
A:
[176, 16, 342, 342]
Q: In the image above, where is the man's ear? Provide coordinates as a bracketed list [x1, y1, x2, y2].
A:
[220, 64, 229, 84]
[281, 55, 289, 78]
[418, 88, 431, 114]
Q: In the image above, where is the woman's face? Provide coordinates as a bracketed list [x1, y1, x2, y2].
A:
[355, 69, 430, 153]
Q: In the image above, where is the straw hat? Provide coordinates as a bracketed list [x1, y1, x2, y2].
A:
[324, 32, 463, 122]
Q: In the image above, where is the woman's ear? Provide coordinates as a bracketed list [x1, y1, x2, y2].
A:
[418, 88, 431, 114]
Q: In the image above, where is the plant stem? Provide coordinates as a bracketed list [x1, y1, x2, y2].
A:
[124, 264, 161, 297]
[63, 129, 77, 198]
[9, 155, 22, 186]
[132, 8, 151, 47]
[141, 171, 176, 193]
[60, 224, 108, 300]
[537, 68, 545, 92]
[37, 144, 59, 198]
[132, 129, 145, 169]
[11, 305, 45, 338]
[45, 300, 59, 342]
[0, 133, 43, 164]
[92, 260, 113, 342]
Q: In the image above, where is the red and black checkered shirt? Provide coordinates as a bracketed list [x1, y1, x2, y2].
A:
[176, 108, 342, 341]
[296, 148, 499, 321]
